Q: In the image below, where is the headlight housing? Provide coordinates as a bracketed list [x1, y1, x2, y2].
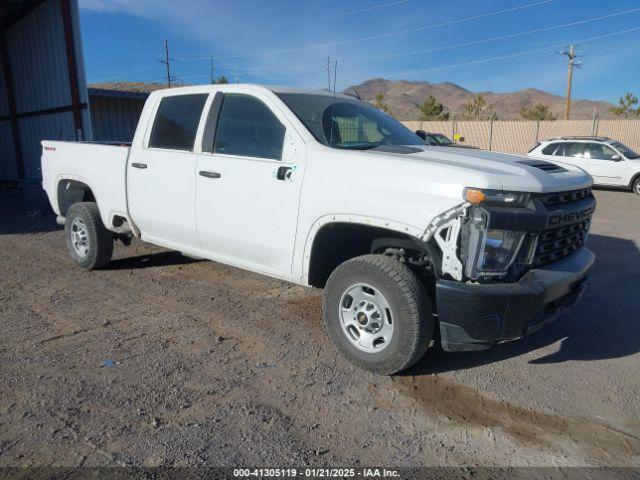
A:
[463, 188, 530, 207]
[477, 229, 526, 275]
[463, 207, 526, 279]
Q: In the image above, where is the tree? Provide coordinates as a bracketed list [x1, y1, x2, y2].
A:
[419, 95, 450, 120]
[372, 92, 389, 113]
[212, 75, 229, 84]
[461, 94, 498, 120]
[520, 103, 557, 121]
[611, 93, 639, 118]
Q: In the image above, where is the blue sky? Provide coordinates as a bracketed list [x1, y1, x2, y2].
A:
[78, 0, 640, 102]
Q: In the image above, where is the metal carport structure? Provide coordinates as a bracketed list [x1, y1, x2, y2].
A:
[0, 0, 89, 207]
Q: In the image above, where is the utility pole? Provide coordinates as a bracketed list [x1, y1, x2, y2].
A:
[327, 56, 331, 91]
[562, 45, 579, 120]
[210, 57, 214, 84]
[160, 39, 172, 88]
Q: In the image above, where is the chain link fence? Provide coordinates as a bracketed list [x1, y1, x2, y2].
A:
[402, 120, 640, 155]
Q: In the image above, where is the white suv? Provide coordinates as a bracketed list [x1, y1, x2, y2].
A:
[528, 136, 640, 194]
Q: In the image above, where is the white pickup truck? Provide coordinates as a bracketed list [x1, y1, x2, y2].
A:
[42, 84, 596, 374]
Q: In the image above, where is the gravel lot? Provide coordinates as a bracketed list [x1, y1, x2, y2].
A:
[1, 188, 639, 468]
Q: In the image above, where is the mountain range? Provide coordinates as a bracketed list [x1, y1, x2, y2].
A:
[344, 78, 617, 121]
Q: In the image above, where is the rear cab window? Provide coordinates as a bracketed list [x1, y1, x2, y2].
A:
[149, 94, 208, 151]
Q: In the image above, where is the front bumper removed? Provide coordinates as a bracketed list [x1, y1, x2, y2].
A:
[436, 247, 594, 352]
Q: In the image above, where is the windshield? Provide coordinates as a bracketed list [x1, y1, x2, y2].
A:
[276, 93, 423, 150]
[611, 141, 640, 159]
[429, 134, 452, 145]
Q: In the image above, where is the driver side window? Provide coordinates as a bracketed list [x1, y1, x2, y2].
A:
[213, 94, 285, 160]
[586, 143, 616, 160]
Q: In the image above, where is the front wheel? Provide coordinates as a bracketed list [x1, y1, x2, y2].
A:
[323, 254, 434, 375]
[632, 177, 640, 195]
[65, 202, 113, 270]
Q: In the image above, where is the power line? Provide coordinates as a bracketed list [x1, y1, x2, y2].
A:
[338, 8, 640, 67]
[379, 26, 640, 82]
[177, 0, 554, 62]
[91, 63, 159, 83]
[171, 8, 640, 82]
[269, 0, 410, 29]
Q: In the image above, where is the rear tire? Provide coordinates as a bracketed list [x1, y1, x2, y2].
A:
[65, 202, 113, 270]
[323, 254, 434, 375]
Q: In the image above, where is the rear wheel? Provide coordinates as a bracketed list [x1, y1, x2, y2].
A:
[323, 254, 434, 375]
[65, 202, 113, 270]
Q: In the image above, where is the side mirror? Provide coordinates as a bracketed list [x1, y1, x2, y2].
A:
[611, 154, 622, 161]
[415, 130, 427, 141]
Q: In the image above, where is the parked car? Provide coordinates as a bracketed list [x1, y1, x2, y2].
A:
[528, 136, 640, 194]
[415, 130, 478, 149]
[42, 84, 595, 374]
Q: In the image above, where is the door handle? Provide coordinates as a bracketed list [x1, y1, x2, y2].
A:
[276, 166, 292, 181]
[131, 162, 147, 169]
[199, 170, 222, 179]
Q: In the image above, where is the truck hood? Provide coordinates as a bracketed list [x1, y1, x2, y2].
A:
[367, 145, 593, 193]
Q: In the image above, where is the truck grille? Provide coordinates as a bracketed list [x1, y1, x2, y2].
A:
[532, 188, 594, 267]
[539, 187, 592, 206]
[533, 219, 591, 266]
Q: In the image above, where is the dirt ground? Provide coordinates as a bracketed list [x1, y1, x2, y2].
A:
[1, 188, 639, 469]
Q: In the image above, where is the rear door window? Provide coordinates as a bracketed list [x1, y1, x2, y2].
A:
[558, 142, 586, 158]
[542, 143, 560, 155]
[149, 94, 208, 151]
[213, 94, 285, 160]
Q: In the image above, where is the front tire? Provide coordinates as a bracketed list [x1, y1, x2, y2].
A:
[65, 202, 113, 270]
[323, 254, 434, 375]
[632, 176, 640, 195]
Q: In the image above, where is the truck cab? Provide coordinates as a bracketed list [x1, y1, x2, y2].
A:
[42, 84, 596, 374]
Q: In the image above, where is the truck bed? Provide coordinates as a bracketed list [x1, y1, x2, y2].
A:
[41, 140, 131, 229]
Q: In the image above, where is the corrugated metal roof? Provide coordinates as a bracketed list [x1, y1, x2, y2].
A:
[88, 87, 150, 100]
[89, 81, 169, 94]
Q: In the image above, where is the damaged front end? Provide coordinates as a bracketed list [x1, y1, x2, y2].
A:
[423, 187, 588, 283]
[421, 187, 596, 351]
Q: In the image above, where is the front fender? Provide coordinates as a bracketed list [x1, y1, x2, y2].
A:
[299, 213, 426, 284]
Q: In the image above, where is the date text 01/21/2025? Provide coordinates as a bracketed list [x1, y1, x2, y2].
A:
[232, 467, 400, 477]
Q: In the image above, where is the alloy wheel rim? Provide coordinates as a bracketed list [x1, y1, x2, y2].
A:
[70, 218, 90, 258]
[338, 283, 394, 353]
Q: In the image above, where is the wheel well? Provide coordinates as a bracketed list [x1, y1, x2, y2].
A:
[307, 222, 428, 288]
[57, 180, 95, 217]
